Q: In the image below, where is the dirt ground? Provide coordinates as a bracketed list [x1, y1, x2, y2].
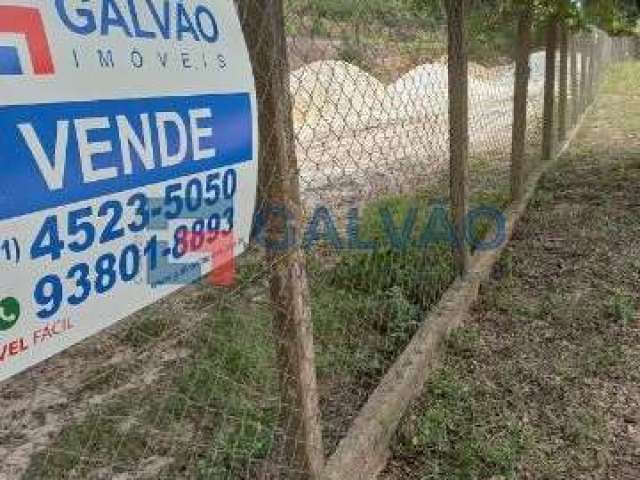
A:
[384, 63, 640, 479]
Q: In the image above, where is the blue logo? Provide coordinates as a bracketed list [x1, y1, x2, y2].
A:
[54, 0, 220, 43]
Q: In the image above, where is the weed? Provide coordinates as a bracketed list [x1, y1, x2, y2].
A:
[400, 365, 526, 480]
[601, 62, 640, 96]
[337, 34, 370, 70]
[605, 289, 636, 325]
[25, 399, 150, 478]
[446, 327, 481, 358]
[122, 313, 173, 349]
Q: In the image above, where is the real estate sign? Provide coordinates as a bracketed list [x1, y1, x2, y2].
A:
[0, 0, 258, 382]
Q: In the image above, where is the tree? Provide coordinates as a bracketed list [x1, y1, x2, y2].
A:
[583, 0, 639, 34]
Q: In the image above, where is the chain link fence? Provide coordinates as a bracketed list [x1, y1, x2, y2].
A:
[1, 2, 637, 479]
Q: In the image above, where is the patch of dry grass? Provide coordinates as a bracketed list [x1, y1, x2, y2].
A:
[385, 62, 640, 479]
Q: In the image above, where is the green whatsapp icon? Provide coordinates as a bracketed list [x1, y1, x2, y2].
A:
[0, 297, 20, 331]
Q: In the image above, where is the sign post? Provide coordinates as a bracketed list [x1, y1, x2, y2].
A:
[0, 0, 258, 382]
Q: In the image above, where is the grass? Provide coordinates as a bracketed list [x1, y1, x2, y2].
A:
[600, 61, 640, 96]
[26, 305, 279, 479]
[122, 312, 174, 348]
[400, 355, 528, 479]
[24, 152, 510, 478]
[385, 62, 640, 479]
[21, 1, 518, 468]
[12, 26, 635, 480]
[605, 288, 637, 326]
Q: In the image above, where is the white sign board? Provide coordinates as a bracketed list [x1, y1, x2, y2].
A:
[0, 0, 258, 382]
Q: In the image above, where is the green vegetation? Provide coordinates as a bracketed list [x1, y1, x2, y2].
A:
[286, 0, 445, 26]
[583, 0, 640, 35]
[606, 288, 637, 325]
[602, 61, 640, 95]
[387, 62, 640, 480]
[15, 3, 640, 478]
[397, 332, 528, 479]
[26, 305, 279, 479]
[26, 160, 509, 478]
[284, 0, 637, 80]
[285, 0, 522, 76]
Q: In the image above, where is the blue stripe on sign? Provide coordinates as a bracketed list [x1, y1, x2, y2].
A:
[0, 93, 253, 221]
[0, 46, 23, 75]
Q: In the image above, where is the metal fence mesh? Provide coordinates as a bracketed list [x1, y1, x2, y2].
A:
[0, 2, 637, 480]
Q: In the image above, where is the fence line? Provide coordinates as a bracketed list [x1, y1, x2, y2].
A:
[8, 3, 637, 479]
